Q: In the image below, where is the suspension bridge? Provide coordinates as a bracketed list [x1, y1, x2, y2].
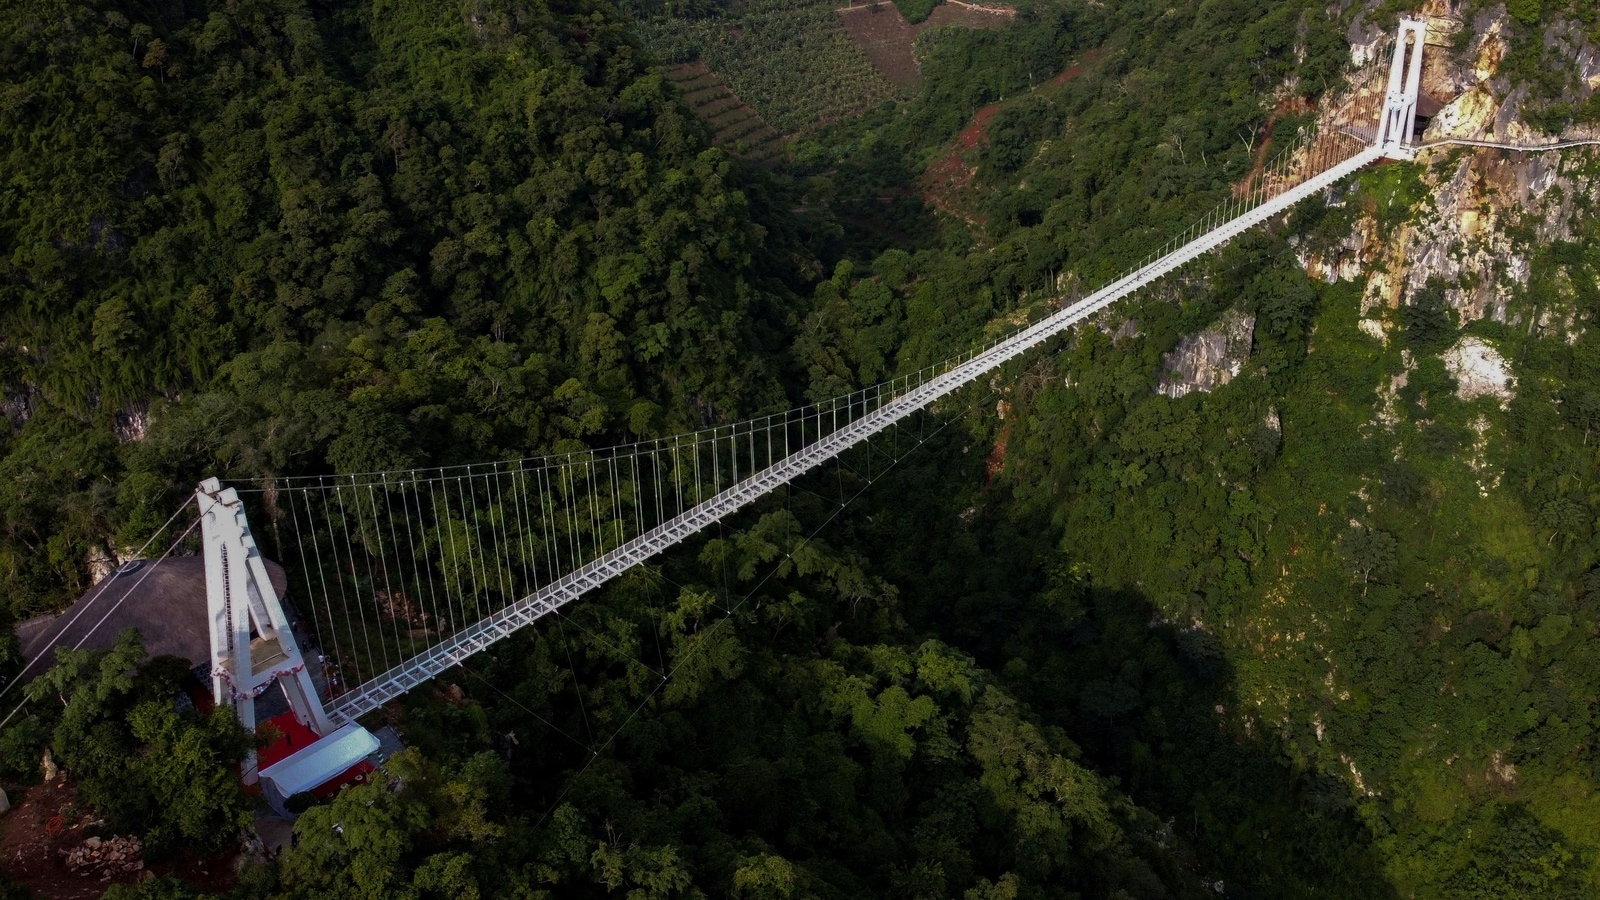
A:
[14, 19, 1530, 792]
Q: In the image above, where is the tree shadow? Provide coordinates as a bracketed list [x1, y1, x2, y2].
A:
[858, 430, 1396, 900]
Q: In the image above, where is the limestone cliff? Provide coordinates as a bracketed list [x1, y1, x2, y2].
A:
[1303, 2, 1600, 416]
[1156, 309, 1256, 399]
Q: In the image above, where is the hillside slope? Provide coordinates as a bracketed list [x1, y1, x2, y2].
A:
[3, 1, 1600, 898]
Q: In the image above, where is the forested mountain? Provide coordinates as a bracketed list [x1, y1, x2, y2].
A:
[0, 0, 805, 616]
[2, 0, 1600, 898]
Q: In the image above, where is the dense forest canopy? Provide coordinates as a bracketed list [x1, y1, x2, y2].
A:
[2, 0, 1600, 898]
[0, 0, 811, 617]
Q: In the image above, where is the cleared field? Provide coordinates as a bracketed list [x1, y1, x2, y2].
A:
[836, 5, 921, 90]
[638, 0, 897, 134]
[922, 1, 1016, 27]
[837, 0, 1014, 92]
[676, 74, 723, 93]
[918, 46, 1090, 221]
[665, 62, 788, 164]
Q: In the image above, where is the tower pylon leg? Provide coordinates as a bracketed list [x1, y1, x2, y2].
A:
[197, 478, 334, 783]
[1377, 18, 1429, 159]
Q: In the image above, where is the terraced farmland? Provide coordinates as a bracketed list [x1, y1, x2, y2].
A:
[637, 0, 897, 134]
[667, 63, 788, 164]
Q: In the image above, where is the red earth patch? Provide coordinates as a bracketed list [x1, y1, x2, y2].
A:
[0, 776, 241, 899]
[919, 51, 1095, 222]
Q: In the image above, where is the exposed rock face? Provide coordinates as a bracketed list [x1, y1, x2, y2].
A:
[1410, 6, 1600, 145]
[113, 402, 149, 443]
[1347, 12, 1385, 68]
[1442, 337, 1513, 403]
[1, 386, 36, 434]
[61, 833, 145, 878]
[1298, 210, 1371, 284]
[1580, 36, 1600, 92]
[1543, 20, 1600, 113]
[88, 545, 116, 585]
[1304, 7, 1599, 345]
[1308, 3, 1599, 347]
[1156, 309, 1255, 399]
[1426, 87, 1500, 142]
[1374, 149, 1593, 335]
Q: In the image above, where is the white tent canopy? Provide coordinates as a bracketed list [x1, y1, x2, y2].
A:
[259, 723, 379, 800]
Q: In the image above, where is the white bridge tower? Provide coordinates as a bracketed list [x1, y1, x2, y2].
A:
[197, 478, 332, 782]
[1377, 18, 1429, 159]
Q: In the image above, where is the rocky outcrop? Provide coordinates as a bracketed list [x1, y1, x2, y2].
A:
[1373, 147, 1594, 337]
[1156, 309, 1255, 399]
[1346, 11, 1385, 69]
[1302, 4, 1599, 343]
[1, 385, 37, 434]
[113, 402, 149, 443]
[1298, 208, 1372, 284]
[87, 545, 116, 585]
[1442, 336, 1513, 403]
[1413, 5, 1600, 145]
[61, 834, 145, 879]
[1541, 20, 1600, 117]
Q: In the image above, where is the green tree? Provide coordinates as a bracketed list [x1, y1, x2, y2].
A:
[1340, 526, 1397, 588]
[23, 629, 252, 852]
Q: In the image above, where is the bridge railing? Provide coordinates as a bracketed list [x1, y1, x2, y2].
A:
[289, 115, 1383, 723]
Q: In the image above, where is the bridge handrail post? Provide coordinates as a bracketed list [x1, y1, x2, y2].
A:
[318, 76, 1417, 725]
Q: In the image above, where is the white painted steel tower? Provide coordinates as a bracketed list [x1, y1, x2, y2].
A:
[1377, 18, 1429, 159]
[197, 478, 333, 782]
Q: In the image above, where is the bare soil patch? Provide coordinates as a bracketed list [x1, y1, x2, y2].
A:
[707, 106, 756, 129]
[1051, 62, 1082, 86]
[1236, 96, 1314, 196]
[837, 5, 922, 91]
[838, 0, 1014, 92]
[959, 104, 1001, 148]
[677, 75, 722, 95]
[683, 84, 728, 105]
[919, 101, 997, 221]
[985, 404, 1011, 483]
[0, 778, 117, 900]
[0, 777, 242, 899]
[923, 1, 1014, 29]
[698, 95, 745, 117]
[919, 50, 1094, 221]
